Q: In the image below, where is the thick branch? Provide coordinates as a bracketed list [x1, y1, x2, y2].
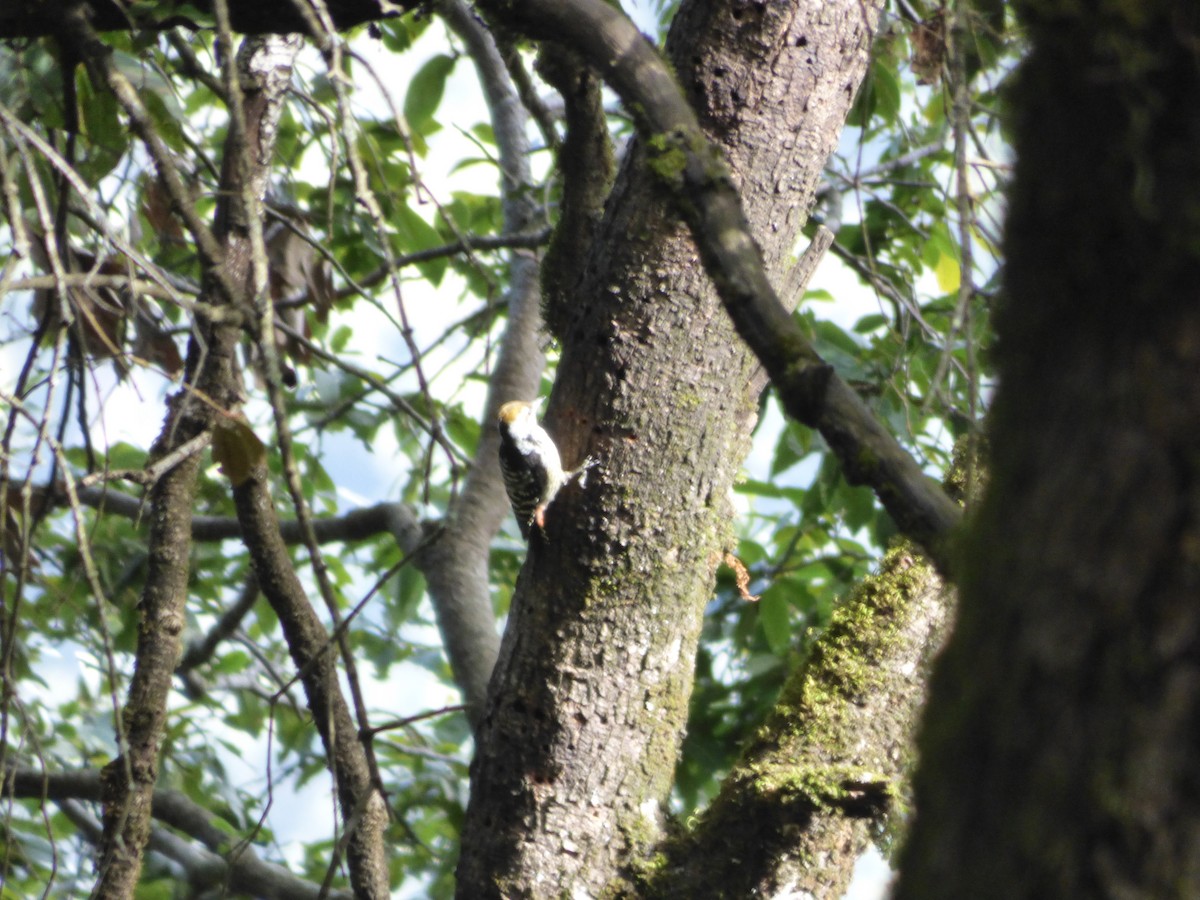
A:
[457, 2, 890, 895]
[232, 458, 390, 898]
[658, 545, 951, 896]
[474, 0, 963, 570]
[202, 45, 390, 895]
[896, 6, 1200, 896]
[535, 42, 614, 340]
[50, 6, 242, 895]
[61, 482, 422, 546]
[5, 767, 352, 900]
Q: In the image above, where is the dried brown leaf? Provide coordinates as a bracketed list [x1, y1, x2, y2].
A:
[211, 413, 267, 487]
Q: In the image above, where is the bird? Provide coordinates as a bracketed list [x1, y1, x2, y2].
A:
[496, 399, 568, 539]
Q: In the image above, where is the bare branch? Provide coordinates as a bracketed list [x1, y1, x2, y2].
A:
[47, 10, 304, 893]
[18, 478, 423, 546]
[7, 768, 353, 900]
[78, 434, 212, 489]
[176, 575, 261, 683]
[5, 273, 189, 301]
[331, 226, 553, 302]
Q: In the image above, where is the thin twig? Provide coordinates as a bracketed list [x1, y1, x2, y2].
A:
[77, 433, 212, 489]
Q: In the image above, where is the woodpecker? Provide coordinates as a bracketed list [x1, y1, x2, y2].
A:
[497, 399, 566, 539]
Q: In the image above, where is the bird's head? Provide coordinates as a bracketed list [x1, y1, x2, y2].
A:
[498, 399, 541, 429]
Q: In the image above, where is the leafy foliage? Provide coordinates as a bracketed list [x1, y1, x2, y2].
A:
[0, 2, 1021, 896]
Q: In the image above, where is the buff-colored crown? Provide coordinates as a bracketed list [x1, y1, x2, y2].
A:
[498, 400, 538, 424]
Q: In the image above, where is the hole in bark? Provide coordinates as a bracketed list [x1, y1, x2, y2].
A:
[730, 0, 765, 21]
[797, 35, 808, 47]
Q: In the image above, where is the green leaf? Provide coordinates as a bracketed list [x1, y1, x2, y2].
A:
[934, 250, 960, 294]
[757, 586, 793, 656]
[77, 69, 125, 179]
[392, 203, 447, 284]
[738, 478, 807, 505]
[107, 441, 148, 470]
[393, 565, 427, 625]
[923, 221, 961, 294]
[445, 405, 481, 457]
[853, 313, 889, 334]
[847, 57, 901, 128]
[330, 324, 353, 353]
[872, 63, 902, 124]
[379, 15, 430, 53]
[404, 54, 456, 130]
[210, 650, 252, 676]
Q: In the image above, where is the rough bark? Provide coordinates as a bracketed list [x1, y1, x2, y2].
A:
[896, 3, 1200, 897]
[456, 1, 882, 896]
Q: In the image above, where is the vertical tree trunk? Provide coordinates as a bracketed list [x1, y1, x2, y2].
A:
[896, 3, 1200, 896]
[457, 1, 882, 896]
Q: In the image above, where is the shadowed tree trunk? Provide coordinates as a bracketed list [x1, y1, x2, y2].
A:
[896, 3, 1200, 896]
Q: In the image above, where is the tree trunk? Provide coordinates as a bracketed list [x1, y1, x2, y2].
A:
[456, 1, 882, 896]
[896, 3, 1200, 896]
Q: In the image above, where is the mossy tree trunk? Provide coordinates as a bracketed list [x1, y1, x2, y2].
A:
[896, 3, 1200, 896]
